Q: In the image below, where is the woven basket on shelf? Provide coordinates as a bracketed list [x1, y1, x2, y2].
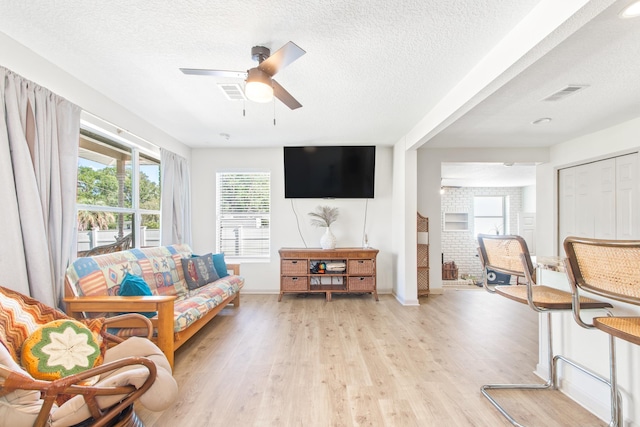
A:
[281, 259, 308, 275]
[349, 276, 375, 291]
[348, 259, 375, 275]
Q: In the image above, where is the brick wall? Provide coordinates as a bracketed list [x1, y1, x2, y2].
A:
[441, 187, 523, 281]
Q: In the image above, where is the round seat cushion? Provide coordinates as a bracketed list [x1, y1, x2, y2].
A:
[21, 319, 102, 381]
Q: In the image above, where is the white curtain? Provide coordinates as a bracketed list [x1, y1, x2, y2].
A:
[0, 67, 80, 308]
[160, 149, 192, 246]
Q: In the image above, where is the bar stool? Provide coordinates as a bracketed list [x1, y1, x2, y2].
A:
[477, 234, 613, 427]
[563, 236, 640, 427]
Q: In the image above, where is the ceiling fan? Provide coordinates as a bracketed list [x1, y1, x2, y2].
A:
[180, 41, 306, 110]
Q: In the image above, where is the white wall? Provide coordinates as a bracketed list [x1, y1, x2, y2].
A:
[0, 32, 189, 158]
[190, 146, 394, 295]
[537, 116, 640, 256]
[522, 185, 536, 212]
[391, 140, 418, 305]
[417, 147, 549, 292]
[536, 116, 640, 425]
[441, 186, 524, 281]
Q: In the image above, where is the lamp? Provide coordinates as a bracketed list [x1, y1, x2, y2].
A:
[620, 0, 640, 18]
[245, 68, 273, 103]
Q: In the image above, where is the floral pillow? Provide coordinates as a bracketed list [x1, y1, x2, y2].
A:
[21, 319, 102, 382]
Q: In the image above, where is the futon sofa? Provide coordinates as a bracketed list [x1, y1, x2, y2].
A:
[64, 244, 244, 367]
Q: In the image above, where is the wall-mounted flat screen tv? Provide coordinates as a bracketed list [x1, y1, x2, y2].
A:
[284, 145, 375, 198]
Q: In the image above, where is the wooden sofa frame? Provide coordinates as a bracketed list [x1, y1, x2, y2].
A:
[64, 264, 240, 368]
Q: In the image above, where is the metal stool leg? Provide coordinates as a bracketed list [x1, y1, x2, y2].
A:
[607, 335, 622, 427]
[481, 312, 617, 426]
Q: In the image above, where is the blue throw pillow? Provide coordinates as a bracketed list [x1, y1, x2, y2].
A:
[212, 253, 229, 278]
[118, 273, 156, 318]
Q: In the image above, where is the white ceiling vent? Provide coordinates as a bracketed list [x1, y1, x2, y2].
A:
[217, 83, 246, 101]
[542, 85, 589, 101]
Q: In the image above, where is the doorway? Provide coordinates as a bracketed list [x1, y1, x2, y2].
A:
[440, 162, 536, 287]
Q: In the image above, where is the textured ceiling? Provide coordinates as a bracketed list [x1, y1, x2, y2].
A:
[441, 163, 537, 187]
[428, 0, 640, 148]
[0, 0, 637, 192]
[0, 0, 543, 147]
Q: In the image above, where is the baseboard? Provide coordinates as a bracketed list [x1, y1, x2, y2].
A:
[393, 292, 420, 306]
[240, 290, 395, 296]
[240, 290, 280, 294]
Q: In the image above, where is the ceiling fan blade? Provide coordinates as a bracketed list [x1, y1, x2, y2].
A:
[258, 41, 306, 76]
[180, 68, 247, 79]
[273, 80, 302, 110]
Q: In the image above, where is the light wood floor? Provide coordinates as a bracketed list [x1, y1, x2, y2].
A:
[136, 290, 605, 427]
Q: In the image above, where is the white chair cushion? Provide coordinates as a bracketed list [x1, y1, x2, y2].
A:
[0, 343, 47, 427]
[51, 337, 177, 426]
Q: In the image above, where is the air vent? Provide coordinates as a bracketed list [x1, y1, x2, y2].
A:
[217, 83, 246, 101]
[542, 85, 589, 101]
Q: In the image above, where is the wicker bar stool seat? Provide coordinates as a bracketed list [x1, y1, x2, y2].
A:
[594, 317, 640, 345]
[477, 234, 613, 427]
[564, 236, 640, 426]
[496, 285, 609, 310]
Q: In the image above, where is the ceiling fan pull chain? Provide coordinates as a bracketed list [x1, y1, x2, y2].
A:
[273, 97, 276, 126]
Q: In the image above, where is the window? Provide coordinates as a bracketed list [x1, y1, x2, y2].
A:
[216, 172, 270, 259]
[76, 130, 161, 253]
[474, 196, 506, 237]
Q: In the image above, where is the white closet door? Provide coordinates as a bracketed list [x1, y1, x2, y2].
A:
[594, 158, 616, 239]
[558, 153, 639, 251]
[575, 164, 595, 238]
[616, 153, 639, 239]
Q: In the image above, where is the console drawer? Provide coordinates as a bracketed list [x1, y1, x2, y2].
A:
[281, 259, 308, 275]
[282, 276, 308, 291]
[348, 259, 375, 275]
[348, 276, 375, 292]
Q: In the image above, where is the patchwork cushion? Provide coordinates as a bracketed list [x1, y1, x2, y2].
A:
[118, 273, 157, 318]
[66, 245, 193, 299]
[212, 253, 229, 278]
[139, 254, 189, 298]
[21, 320, 102, 381]
[173, 276, 244, 332]
[182, 253, 219, 290]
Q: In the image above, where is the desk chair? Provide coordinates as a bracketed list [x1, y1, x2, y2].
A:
[477, 234, 613, 427]
[564, 237, 640, 427]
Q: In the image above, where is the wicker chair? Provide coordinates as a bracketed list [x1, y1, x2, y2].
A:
[477, 234, 613, 427]
[0, 286, 177, 427]
[563, 237, 640, 426]
[77, 233, 133, 257]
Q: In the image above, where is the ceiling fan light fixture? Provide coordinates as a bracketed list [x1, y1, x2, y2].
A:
[620, 1, 640, 18]
[245, 68, 273, 103]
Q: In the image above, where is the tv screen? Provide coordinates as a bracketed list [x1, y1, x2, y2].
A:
[284, 146, 375, 198]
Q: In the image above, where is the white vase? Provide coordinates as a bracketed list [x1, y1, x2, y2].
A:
[320, 227, 337, 249]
